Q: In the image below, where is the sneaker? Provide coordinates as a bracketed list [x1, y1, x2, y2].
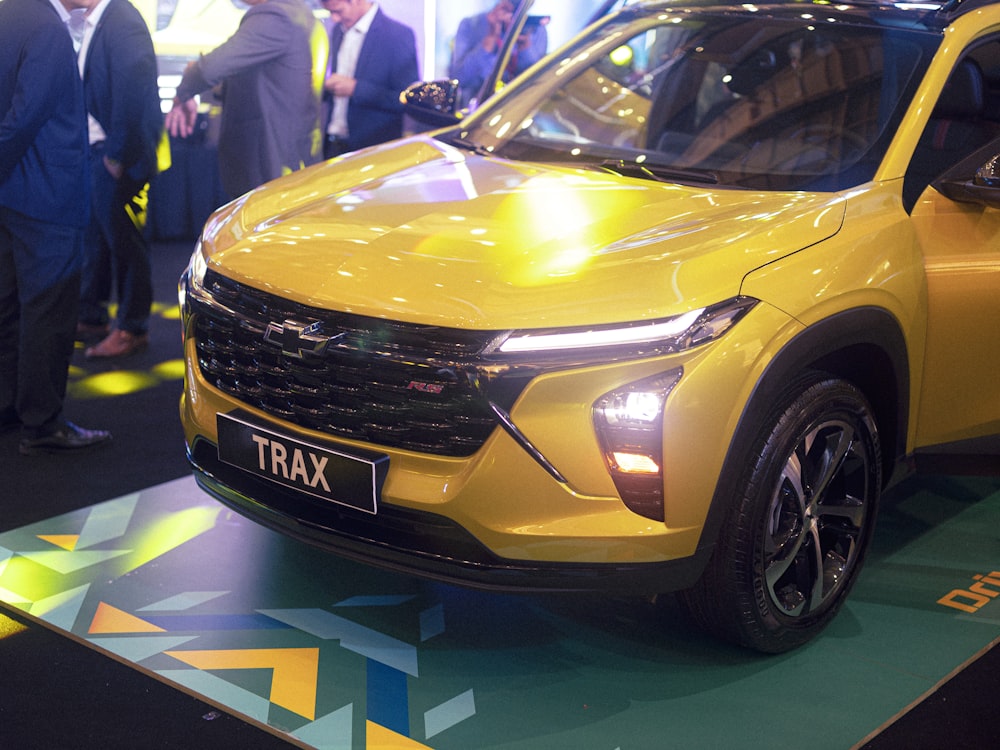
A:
[85, 329, 149, 359]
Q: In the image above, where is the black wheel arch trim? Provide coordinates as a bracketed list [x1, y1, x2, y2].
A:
[691, 306, 909, 570]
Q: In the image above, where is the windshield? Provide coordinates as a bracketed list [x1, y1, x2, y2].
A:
[443, 7, 939, 191]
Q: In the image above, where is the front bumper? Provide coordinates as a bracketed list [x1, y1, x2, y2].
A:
[187, 435, 711, 593]
[178, 285, 792, 593]
[180, 322, 724, 592]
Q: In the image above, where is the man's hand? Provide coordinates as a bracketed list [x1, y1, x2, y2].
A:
[165, 97, 198, 138]
[324, 73, 357, 98]
[483, 0, 515, 53]
[102, 155, 123, 180]
[487, 0, 515, 32]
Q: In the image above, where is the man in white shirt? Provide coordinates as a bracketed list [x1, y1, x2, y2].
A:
[68, 0, 164, 359]
[321, 0, 419, 157]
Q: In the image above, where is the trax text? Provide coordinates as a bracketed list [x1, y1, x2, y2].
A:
[251, 434, 331, 491]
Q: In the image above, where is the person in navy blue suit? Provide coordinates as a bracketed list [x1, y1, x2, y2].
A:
[76, 0, 166, 360]
[320, 0, 420, 158]
[0, 0, 111, 454]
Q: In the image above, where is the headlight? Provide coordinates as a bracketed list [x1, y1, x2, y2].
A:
[494, 297, 757, 358]
[500, 310, 704, 353]
[587, 297, 758, 520]
[594, 370, 682, 522]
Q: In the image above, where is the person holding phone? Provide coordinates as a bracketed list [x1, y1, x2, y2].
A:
[449, 0, 548, 108]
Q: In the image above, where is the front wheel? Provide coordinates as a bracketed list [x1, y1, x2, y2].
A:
[680, 374, 882, 653]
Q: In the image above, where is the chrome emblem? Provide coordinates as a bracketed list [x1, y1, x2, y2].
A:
[263, 319, 341, 359]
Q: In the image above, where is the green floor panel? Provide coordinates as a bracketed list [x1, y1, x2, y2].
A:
[1, 475, 997, 749]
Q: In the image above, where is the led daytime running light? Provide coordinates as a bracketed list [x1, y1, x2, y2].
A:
[500, 309, 704, 353]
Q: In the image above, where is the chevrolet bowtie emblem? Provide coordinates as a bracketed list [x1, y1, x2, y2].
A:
[264, 319, 340, 359]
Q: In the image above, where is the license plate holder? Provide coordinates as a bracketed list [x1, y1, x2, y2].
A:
[216, 412, 387, 514]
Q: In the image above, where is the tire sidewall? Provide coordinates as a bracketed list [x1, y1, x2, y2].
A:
[732, 376, 882, 652]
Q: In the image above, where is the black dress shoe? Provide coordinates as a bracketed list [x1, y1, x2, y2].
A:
[19, 422, 112, 455]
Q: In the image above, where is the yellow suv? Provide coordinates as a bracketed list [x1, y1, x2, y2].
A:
[180, 0, 1000, 652]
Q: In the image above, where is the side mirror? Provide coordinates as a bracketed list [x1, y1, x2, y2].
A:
[975, 154, 1000, 188]
[938, 154, 1000, 209]
[402, 80, 461, 128]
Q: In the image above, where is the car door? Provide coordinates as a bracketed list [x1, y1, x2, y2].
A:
[909, 42, 1000, 452]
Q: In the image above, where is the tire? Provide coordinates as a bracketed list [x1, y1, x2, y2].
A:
[680, 373, 882, 653]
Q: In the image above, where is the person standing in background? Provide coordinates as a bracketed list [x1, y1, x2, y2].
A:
[449, 0, 547, 109]
[75, 0, 167, 360]
[320, 0, 419, 158]
[165, 0, 326, 199]
[0, 0, 111, 455]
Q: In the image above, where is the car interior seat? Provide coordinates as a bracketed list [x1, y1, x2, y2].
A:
[903, 58, 999, 209]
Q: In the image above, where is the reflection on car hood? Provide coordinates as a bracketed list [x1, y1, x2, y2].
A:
[202, 136, 846, 329]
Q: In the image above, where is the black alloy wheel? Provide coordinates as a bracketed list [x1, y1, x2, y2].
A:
[680, 373, 882, 653]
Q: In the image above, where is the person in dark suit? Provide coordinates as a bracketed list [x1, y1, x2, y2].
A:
[76, 0, 167, 359]
[165, 0, 326, 199]
[0, 0, 111, 454]
[320, 0, 419, 158]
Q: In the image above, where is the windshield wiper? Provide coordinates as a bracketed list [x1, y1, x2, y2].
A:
[598, 159, 718, 185]
[442, 135, 495, 157]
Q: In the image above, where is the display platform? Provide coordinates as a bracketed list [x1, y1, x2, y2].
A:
[1, 474, 998, 749]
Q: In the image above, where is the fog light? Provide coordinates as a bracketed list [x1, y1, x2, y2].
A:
[594, 370, 681, 521]
[612, 452, 661, 474]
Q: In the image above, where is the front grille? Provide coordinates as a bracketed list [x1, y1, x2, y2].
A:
[190, 271, 531, 457]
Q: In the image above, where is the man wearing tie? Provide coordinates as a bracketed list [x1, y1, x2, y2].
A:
[321, 0, 420, 158]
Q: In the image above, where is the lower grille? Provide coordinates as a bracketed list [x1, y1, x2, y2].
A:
[190, 271, 531, 457]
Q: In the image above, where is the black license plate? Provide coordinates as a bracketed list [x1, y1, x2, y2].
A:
[216, 413, 387, 514]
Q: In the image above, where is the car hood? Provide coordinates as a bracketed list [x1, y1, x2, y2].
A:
[202, 136, 846, 329]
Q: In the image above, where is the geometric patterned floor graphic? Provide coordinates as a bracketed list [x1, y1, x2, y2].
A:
[1, 474, 998, 749]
